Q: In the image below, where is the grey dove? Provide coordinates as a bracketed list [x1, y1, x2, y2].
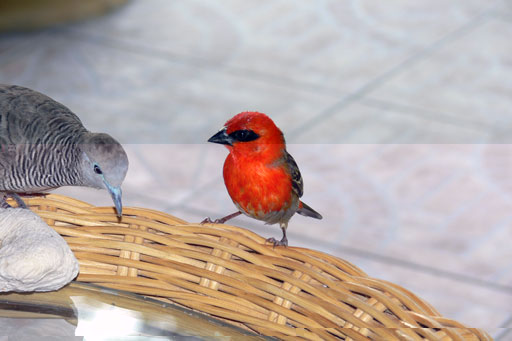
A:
[0, 84, 128, 217]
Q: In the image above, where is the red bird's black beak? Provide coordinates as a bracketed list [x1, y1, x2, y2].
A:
[208, 128, 234, 146]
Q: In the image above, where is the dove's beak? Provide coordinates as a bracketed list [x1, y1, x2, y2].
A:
[105, 183, 123, 218]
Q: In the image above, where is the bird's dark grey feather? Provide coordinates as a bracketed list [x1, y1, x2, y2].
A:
[283, 150, 304, 198]
[0, 85, 128, 213]
[0, 85, 89, 192]
[283, 150, 322, 219]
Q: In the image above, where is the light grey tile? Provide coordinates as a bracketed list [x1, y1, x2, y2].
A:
[369, 19, 512, 140]
[293, 102, 490, 143]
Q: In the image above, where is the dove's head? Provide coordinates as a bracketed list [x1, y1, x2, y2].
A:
[79, 132, 129, 217]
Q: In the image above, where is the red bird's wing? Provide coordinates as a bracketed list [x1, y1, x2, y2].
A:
[284, 150, 303, 198]
[284, 151, 323, 220]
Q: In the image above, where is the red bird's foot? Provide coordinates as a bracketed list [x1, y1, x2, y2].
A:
[266, 236, 288, 248]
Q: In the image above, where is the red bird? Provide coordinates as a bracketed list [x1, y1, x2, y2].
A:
[203, 111, 322, 246]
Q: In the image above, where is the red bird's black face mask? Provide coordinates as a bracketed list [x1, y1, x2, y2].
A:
[208, 128, 260, 146]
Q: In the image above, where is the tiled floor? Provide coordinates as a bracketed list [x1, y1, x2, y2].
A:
[1, 0, 511, 338]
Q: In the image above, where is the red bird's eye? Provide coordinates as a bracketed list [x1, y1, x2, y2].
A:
[229, 129, 260, 142]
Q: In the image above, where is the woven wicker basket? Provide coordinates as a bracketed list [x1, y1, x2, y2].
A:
[20, 194, 490, 341]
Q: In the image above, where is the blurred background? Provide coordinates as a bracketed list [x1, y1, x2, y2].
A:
[0, 0, 511, 337]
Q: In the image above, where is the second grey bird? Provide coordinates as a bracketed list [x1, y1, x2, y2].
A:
[0, 84, 128, 217]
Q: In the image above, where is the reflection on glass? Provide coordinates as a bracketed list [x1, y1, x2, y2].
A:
[0, 283, 270, 340]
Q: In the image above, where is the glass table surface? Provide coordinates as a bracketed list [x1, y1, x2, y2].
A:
[0, 282, 272, 340]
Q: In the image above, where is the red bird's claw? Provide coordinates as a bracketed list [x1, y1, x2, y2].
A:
[200, 217, 213, 225]
[266, 237, 288, 248]
[200, 217, 224, 225]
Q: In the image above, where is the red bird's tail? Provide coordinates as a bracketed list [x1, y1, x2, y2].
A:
[297, 201, 322, 220]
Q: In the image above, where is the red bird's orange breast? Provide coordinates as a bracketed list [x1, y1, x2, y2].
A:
[223, 152, 293, 220]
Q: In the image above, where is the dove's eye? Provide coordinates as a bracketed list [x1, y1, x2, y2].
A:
[93, 164, 103, 175]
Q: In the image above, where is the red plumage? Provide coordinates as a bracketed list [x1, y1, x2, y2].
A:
[204, 111, 322, 246]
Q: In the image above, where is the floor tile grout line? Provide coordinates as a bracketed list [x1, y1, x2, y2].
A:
[173, 204, 512, 295]
[287, 10, 494, 140]
[495, 329, 511, 341]
[359, 97, 497, 133]
[494, 314, 512, 340]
